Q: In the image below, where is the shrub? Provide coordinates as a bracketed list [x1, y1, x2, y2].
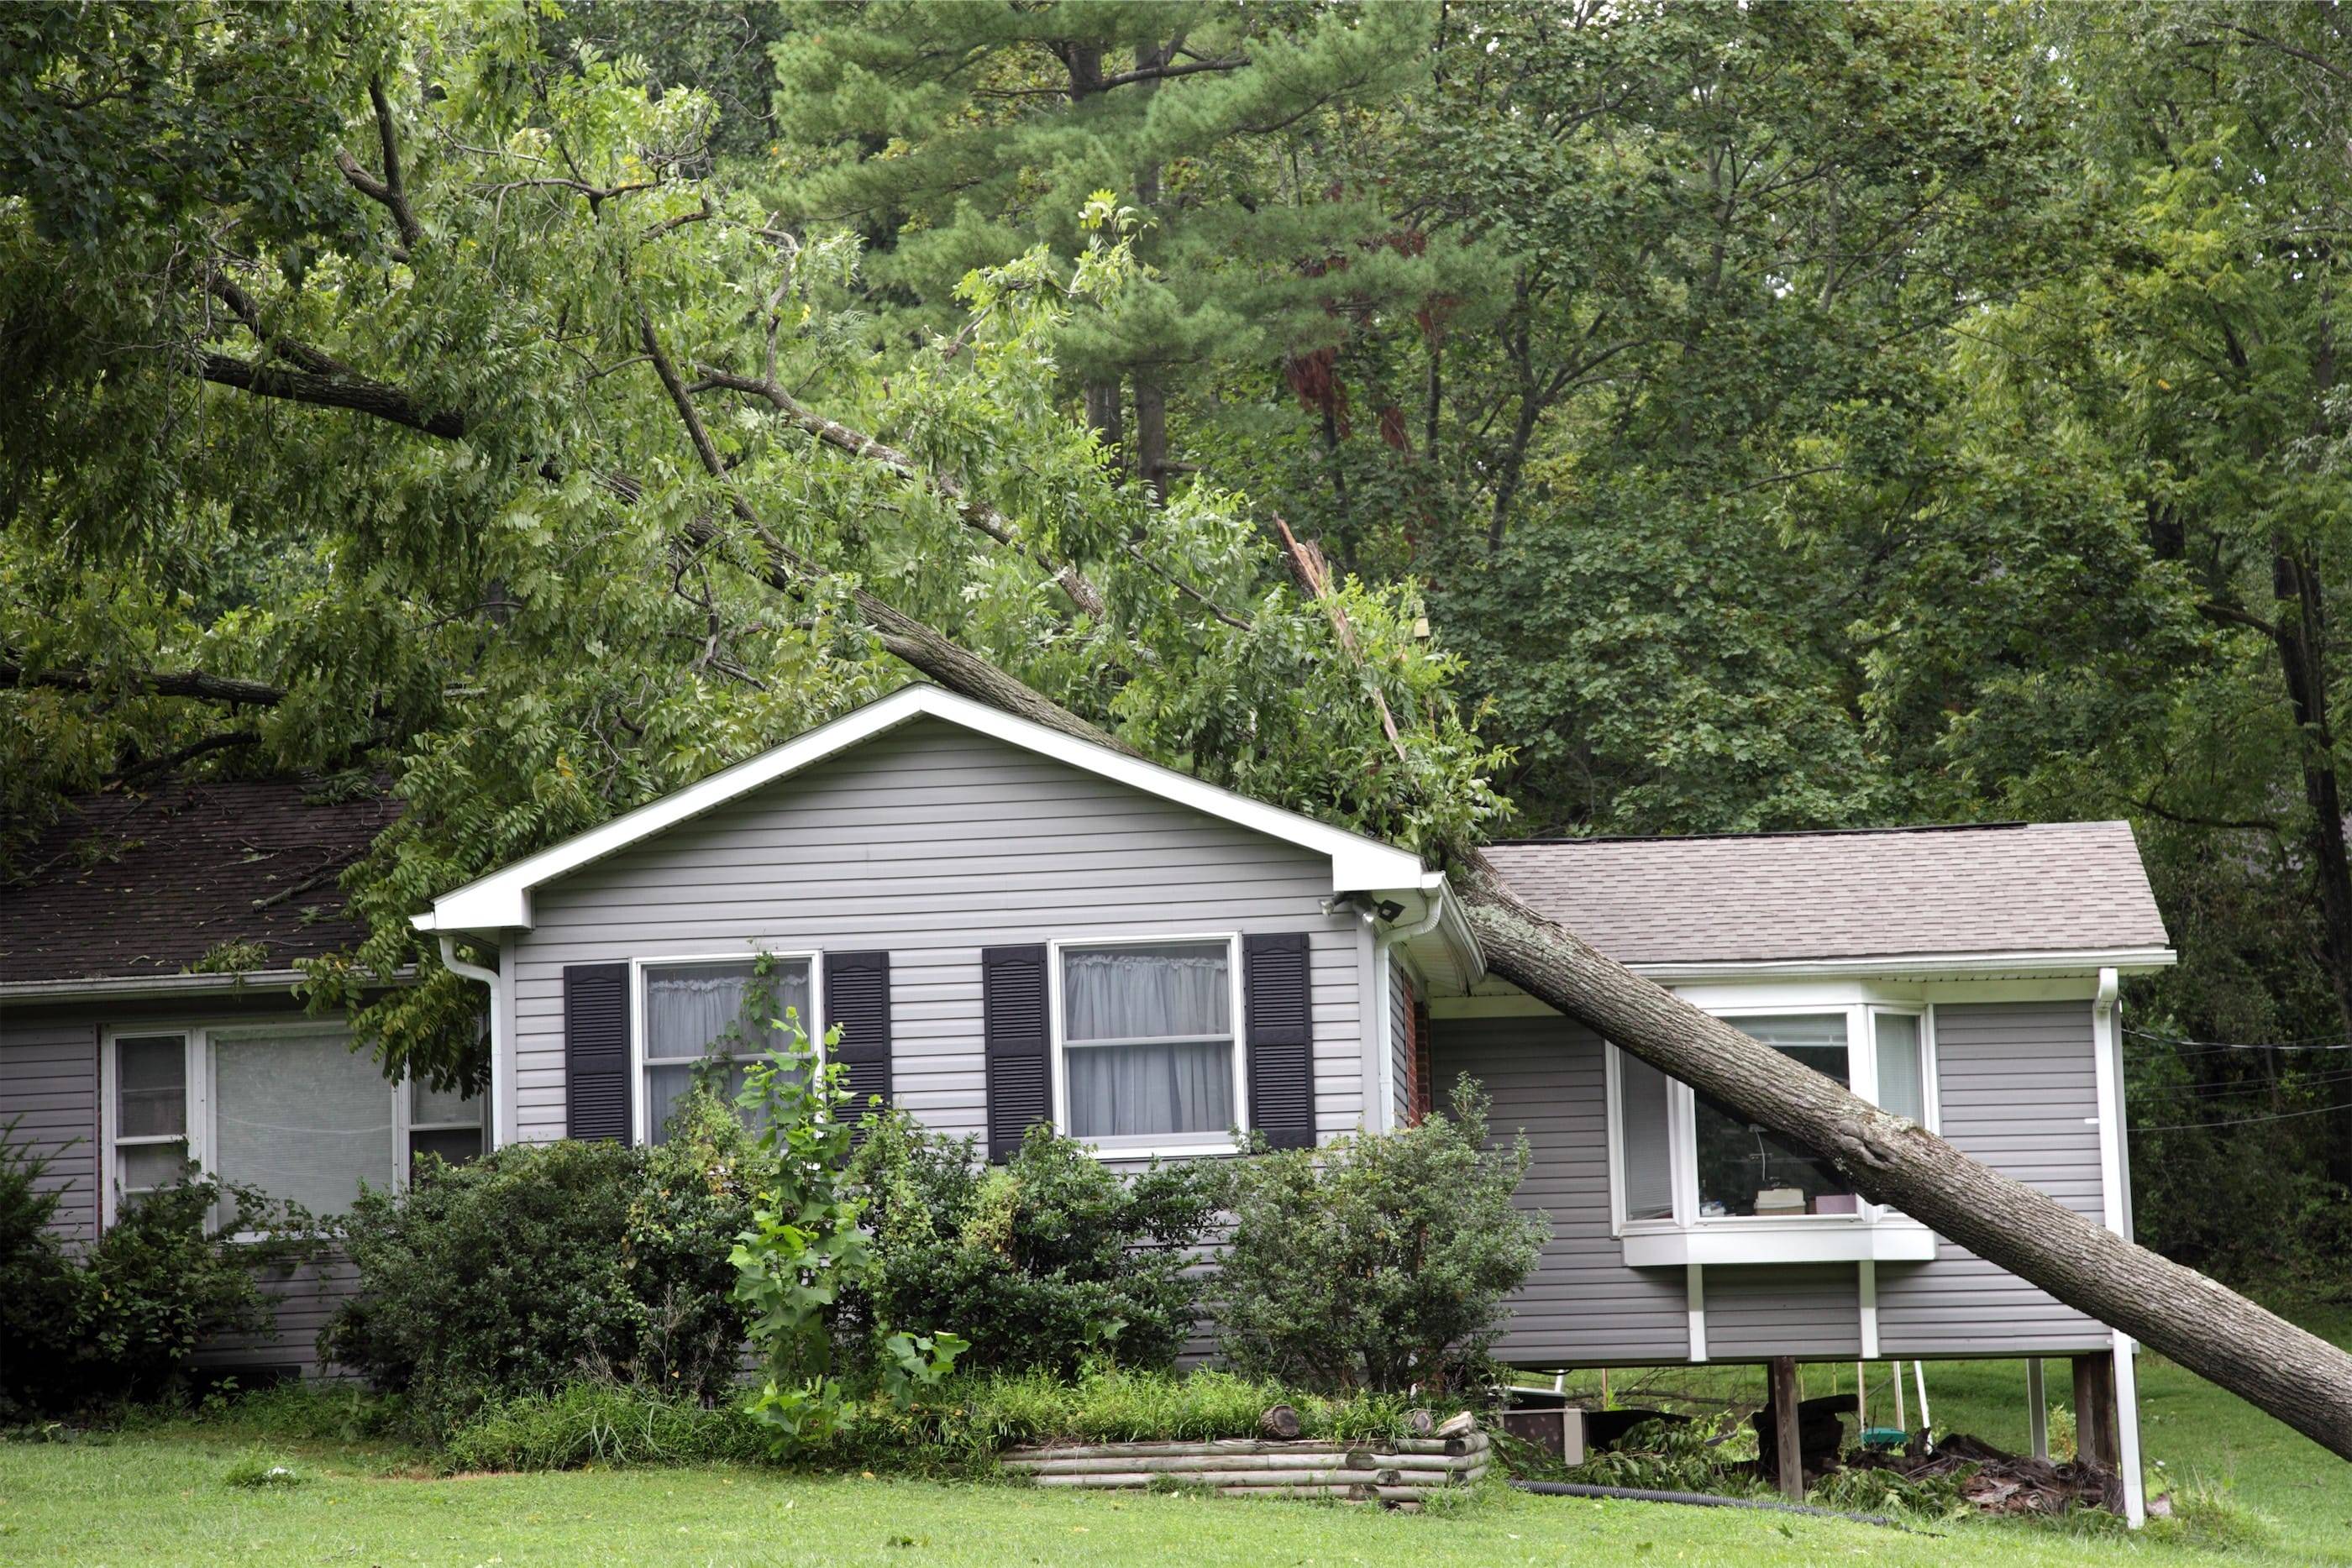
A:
[327, 1091, 767, 1436]
[843, 1110, 1222, 1377]
[2, 1125, 315, 1417]
[955, 1366, 1457, 1448]
[1214, 1079, 1546, 1393]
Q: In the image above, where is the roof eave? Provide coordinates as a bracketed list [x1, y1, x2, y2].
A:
[0, 965, 418, 1004]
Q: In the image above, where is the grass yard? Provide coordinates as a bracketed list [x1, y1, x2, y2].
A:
[4, 1314, 2346, 1567]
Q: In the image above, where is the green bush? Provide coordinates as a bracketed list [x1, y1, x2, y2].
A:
[1564, 1413, 1763, 1496]
[843, 1111, 1222, 1377]
[1, 1125, 315, 1417]
[1213, 1080, 1547, 1393]
[327, 1091, 769, 1436]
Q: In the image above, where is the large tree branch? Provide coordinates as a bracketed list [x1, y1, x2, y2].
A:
[197, 352, 468, 439]
[2, 658, 287, 707]
[337, 76, 424, 254]
[636, 312, 1124, 748]
[689, 365, 1110, 621]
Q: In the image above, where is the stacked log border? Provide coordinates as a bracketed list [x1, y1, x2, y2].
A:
[1000, 1431, 1491, 1505]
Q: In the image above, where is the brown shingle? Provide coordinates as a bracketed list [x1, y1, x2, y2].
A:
[1483, 821, 2170, 965]
[1, 780, 397, 983]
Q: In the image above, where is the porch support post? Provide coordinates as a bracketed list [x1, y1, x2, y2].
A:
[1770, 1356, 1804, 1502]
[2072, 1350, 2118, 1469]
[2027, 1357, 2049, 1460]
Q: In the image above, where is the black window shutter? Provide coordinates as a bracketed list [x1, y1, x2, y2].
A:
[824, 951, 894, 1118]
[983, 944, 1051, 1162]
[564, 962, 632, 1142]
[1245, 932, 1315, 1151]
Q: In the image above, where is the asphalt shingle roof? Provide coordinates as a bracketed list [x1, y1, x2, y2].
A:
[2, 780, 396, 983]
[1483, 821, 2170, 965]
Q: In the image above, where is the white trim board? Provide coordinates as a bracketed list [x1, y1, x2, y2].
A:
[416, 686, 1430, 933]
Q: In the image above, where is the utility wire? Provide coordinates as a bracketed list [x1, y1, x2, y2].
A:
[2126, 1026, 2352, 1052]
[2129, 1104, 2344, 1133]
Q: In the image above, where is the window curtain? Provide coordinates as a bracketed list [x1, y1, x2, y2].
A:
[1062, 944, 1232, 1139]
[212, 1031, 394, 1217]
[643, 961, 809, 1144]
[1616, 1051, 1676, 1221]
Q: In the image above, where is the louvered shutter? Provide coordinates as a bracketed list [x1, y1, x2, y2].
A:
[983, 944, 1052, 1161]
[824, 951, 894, 1119]
[1244, 932, 1315, 1150]
[564, 962, 632, 1141]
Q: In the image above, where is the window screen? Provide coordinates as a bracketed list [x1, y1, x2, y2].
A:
[643, 959, 810, 1144]
[212, 1031, 395, 1218]
[1062, 942, 1234, 1141]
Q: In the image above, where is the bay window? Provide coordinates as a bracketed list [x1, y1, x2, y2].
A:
[638, 957, 812, 1145]
[1608, 1002, 1935, 1262]
[1055, 936, 1243, 1154]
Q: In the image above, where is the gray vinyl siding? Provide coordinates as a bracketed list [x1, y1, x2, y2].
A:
[507, 718, 1371, 1147]
[0, 1000, 365, 1375]
[0, 1020, 100, 1247]
[1433, 1015, 1692, 1365]
[1705, 1265, 1863, 1360]
[1436, 999, 2113, 1366]
[1877, 1001, 2108, 1355]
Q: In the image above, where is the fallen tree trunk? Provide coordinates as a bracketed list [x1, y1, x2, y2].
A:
[1454, 852, 2352, 1461]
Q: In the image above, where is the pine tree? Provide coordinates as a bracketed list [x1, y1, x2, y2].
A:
[768, 0, 1452, 499]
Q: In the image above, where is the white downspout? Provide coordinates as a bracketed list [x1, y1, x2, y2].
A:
[438, 935, 509, 1149]
[2092, 966, 2145, 1527]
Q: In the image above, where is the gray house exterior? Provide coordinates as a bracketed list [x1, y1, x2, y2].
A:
[3, 685, 2172, 1517]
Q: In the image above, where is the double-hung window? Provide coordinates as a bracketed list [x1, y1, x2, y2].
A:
[112, 1034, 193, 1204]
[638, 957, 812, 1145]
[1055, 937, 1242, 1154]
[102, 1026, 486, 1225]
[1611, 1003, 1933, 1253]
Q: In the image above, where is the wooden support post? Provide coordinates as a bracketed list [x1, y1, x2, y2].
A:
[1770, 1356, 1804, 1502]
[1892, 1358, 1908, 1432]
[2027, 1358, 2049, 1460]
[2072, 1351, 2118, 1469]
[1855, 1361, 1867, 1433]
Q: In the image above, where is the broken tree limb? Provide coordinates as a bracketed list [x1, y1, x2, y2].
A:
[1452, 849, 2352, 1460]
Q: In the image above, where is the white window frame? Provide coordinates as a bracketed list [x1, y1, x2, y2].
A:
[99, 1020, 485, 1230]
[629, 952, 823, 1147]
[1603, 994, 1940, 1266]
[1049, 931, 1249, 1161]
[398, 1073, 491, 1179]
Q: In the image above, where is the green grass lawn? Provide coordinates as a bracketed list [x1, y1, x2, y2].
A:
[5, 1314, 2346, 1567]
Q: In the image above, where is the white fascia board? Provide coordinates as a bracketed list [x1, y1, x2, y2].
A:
[1619, 947, 2177, 983]
[420, 684, 1427, 934]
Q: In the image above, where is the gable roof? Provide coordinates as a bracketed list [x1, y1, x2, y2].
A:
[3, 779, 396, 987]
[1482, 821, 2172, 972]
[417, 685, 1433, 933]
